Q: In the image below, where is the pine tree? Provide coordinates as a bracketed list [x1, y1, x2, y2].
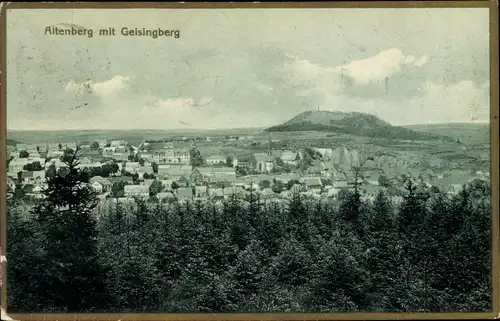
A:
[32, 147, 107, 311]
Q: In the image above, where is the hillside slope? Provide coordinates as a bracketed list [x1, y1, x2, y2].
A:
[265, 110, 455, 142]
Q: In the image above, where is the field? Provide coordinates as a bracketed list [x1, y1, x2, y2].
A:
[6, 128, 265, 145]
[404, 123, 490, 145]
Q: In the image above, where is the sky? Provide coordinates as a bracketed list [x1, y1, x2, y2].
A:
[6, 7, 491, 130]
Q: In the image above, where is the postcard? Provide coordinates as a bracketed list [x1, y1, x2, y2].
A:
[1, 2, 498, 320]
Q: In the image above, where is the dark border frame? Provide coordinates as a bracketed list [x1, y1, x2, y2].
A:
[0, 2, 498, 320]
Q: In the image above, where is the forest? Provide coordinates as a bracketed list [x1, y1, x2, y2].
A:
[5, 151, 492, 313]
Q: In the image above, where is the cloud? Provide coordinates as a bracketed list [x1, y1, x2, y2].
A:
[414, 55, 430, 67]
[285, 48, 430, 90]
[153, 97, 196, 109]
[285, 50, 489, 125]
[64, 75, 130, 98]
[341, 49, 429, 85]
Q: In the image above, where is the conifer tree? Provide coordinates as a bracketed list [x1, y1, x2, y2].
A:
[32, 147, 106, 311]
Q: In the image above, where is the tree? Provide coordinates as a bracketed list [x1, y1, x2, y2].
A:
[111, 181, 127, 197]
[171, 181, 180, 190]
[215, 181, 230, 189]
[260, 180, 271, 190]
[378, 175, 392, 188]
[90, 141, 100, 150]
[102, 162, 119, 177]
[287, 179, 301, 190]
[138, 158, 146, 166]
[271, 180, 284, 194]
[152, 162, 158, 174]
[147, 173, 157, 180]
[31, 147, 107, 311]
[19, 150, 29, 158]
[338, 167, 363, 236]
[236, 166, 248, 176]
[6, 155, 14, 167]
[149, 180, 164, 197]
[226, 156, 234, 167]
[46, 163, 57, 178]
[190, 148, 204, 167]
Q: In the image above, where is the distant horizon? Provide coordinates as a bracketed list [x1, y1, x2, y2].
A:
[6, 119, 491, 133]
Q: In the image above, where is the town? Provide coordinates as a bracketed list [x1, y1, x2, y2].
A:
[6, 132, 490, 208]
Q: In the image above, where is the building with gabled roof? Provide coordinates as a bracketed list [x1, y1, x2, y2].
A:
[124, 184, 149, 198]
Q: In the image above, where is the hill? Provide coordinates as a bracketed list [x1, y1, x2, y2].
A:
[6, 138, 21, 146]
[264, 110, 456, 142]
[403, 123, 489, 145]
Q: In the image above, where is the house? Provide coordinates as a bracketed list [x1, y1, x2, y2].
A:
[447, 184, 463, 195]
[27, 150, 41, 158]
[91, 181, 105, 194]
[89, 176, 112, 193]
[38, 151, 48, 159]
[190, 168, 206, 184]
[252, 153, 275, 173]
[260, 188, 275, 199]
[62, 142, 77, 150]
[108, 176, 134, 185]
[103, 147, 116, 157]
[6, 177, 16, 191]
[81, 149, 103, 158]
[47, 150, 65, 158]
[287, 183, 302, 193]
[159, 180, 175, 191]
[209, 188, 224, 200]
[280, 151, 299, 166]
[28, 157, 46, 165]
[212, 167, 236, 175]
[313, 148, 333, 159]
[139, 152, 154, 162]
[45, 143, 61, 151]
[124, 185, 149, 198]
[78, 156, 95, 165]
[30, 171, 46, 185]
[157, 192, 176, 202]
[158, 165, 192, 180]
[223, 186, 246, 199]
[19, 171, 34, 183]
[152, 149, 191, 165]
[94, 140, 108, 148]
[16, 143, 27, 151]
[206, 155, 226, 165]
[177, 187, 194, 200]
[195, 186, 208, 198]
[211, 173, 238, 184]
[77, 161, 102, 169]
[125, 162, 140, 173]
[112, 153, 130, 162]
[45, 158, 67, 170]
[326, 187, 341, 198]
[8, 158, 29, 175]
[300, 177, 323, 192]
[139, 179, 155, 188]
[110, 140, 127, 147]
[176, 176, 190, 187]
[361, 185, 384, 202]
[137, 165, 154, 175]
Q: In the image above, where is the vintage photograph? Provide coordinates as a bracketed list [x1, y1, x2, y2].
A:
[3, 6, 494, 314]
